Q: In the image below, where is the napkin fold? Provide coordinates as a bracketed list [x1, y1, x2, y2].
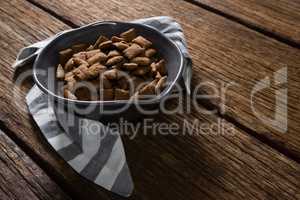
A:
[13, 16, 192, 197]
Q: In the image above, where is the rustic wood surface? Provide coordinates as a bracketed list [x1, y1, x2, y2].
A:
[0, 130, 70, 200]
[0, 0, 299, 199]
[191, 0, 300, 45]
[31, 0, 300, 163]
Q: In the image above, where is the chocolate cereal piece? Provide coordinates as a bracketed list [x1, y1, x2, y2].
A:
[73, 52, 87, 60]
[64, 89, 77, 100]
[155, 71, 162, 79]
[111, 36, 124, 42]
[74, 86, 95, 101]
[99, 89, 114, 100]
[155, 59, 166, 75]
[132, 66, 150, 76]
[123, 43, 144, 59]
[73, 57, 88, 66]
[120, 28, 137, 42]
[139, 80, 158, 96]
[131, 57, 151, 65]
[106, 56, 124, 66]
[56, 64, 65, 79]
[103, 68, 121, 80]
[64, 58, 75, 71]
[73, 64, 90, 80]
[155, 76, 167, 94]
[115, 88, 130, 100]
[117, 77, 129, 90]
[99, 75, 113, 89]
[87, 52, 108, 65]
[93, 35, 109, 48]
[88, 63, 107, 78]
[113, 41, 129, 51]
[86, 45, 94, 51]
[86, 49, 101, 59]
[107, 50, 121, 58]
[132, 36, 152, 48]
[122, 63, 138, 71]
[145, 48, 157, 57]
[99, 40, 113, 50]
[150, 59, 166, 76]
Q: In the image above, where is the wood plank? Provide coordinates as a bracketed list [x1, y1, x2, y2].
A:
[31, 0, 300, 162]
[0, 130, 70, 200]
[0, 0, 299, 199]
[191, 0, 300, 45]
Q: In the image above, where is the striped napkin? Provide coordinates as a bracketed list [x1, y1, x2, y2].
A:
[13, 16, 192, 197]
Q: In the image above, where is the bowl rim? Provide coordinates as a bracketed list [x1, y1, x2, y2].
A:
[33, 21, 184, 106]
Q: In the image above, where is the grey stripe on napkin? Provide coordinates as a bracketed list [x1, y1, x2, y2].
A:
[14, 16, 192, 197]
[26, 85, 133, 196]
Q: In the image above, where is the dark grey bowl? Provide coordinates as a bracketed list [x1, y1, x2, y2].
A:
[33, 21, 184, 121]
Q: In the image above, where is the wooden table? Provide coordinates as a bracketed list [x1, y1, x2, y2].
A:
[0, 0, 300, 199]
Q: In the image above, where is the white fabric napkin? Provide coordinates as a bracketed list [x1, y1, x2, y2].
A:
[13, 16, 192, 197]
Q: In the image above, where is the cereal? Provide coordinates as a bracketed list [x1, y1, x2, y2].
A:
[155, 71, 162, 79]
[123, 43, 144, 59]
[155, 76, 167, 94]
[74, 86, 97, 101]
[120, 28, 137, 42]
[117, 77, 129, 90]
[131, 57, 151, 65]
[57, 28, 168, 101]
[86, 49, 101, 58]
[139, 79, 158, 95]
[99, 40, 113, 49]
[64, 58, 74, 71]
[107, 50, 121, 58]
[73, 52, 87, 60]
[88, 63, 107, 78]
[64, 89, 77, 100]
[111, 36, 124, 42]
[73, 64, 90, 80]
[99, 75, 113, 89]
[56, 64, 65, 79]
[87, 52, 107, 65]
[115, 88, 130, 100]
[86, 45, 94, 51]
[132, 36, 152, 48]
[145, 48, 157, 57]
[103, 68, 120, 80]
[106, 56, 124, 66]
[132, 66, 150, 76]
[93, 35, 108, 49]
[122, 63, 138, 70]
[113, 41, 130, 51]
[150, 59, 166, 76]
[73, 57, 88, 66]
[99, 89, 114, 100]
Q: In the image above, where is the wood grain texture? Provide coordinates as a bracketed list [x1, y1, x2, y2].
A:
[0, 130, 70, 200]
[192, 0, 300, 44]
[32, 0, 300, 162]
[0, 0, 300, 199]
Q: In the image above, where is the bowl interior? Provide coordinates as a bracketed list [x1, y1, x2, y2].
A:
[34, 21, 183, 105]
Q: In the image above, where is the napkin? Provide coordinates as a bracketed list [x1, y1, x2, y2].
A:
[13, 16, 192, 197]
